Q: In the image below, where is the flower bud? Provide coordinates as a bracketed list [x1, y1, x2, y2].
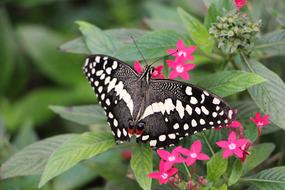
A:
[209, 13, 261, 54]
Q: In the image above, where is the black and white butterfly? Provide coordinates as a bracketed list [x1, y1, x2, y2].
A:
[83, 55, 236, 148]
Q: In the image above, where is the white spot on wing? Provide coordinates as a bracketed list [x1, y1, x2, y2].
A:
[150, 140, 157, 146]
[186, 105, 192, 115]
[142, 135, 149, 141]
[176, 100, 185, 119]
[165, 98, 175, 114]
[201, 106, 209, 115]
[213, 98, 220, 105]
[191, 119, 197, 127]
[186, 86, 192, 95]
[190, 97, 198, 104]
[159, 135, 166, 141]
[173, 123, 179, 130]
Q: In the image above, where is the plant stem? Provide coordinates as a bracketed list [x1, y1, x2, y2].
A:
[182, 162, 191, 180]
[201, 132, 215, 156]
[240, 51, 255, 73]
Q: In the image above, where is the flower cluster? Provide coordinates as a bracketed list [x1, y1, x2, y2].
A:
[148, 140, 209, 186]
[209, 13, 261, 54]
[217, 112, 270, 161]
[149, 112, 270, 187]
[166, 40, 196, 80]
[133, 39, 197, 80]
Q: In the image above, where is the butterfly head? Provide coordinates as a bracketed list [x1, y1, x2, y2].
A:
[128, 119, 145, 136]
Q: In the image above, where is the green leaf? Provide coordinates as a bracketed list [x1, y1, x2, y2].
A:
[49, 105, 106, 126]
[256, 30, 285, 56]
[204, 2, 220, 28]
[60, 29, 147, 55]
[197, 71, 266, 97]
[228, 159, 243, 186]
[241, 167, 285, 190]
[131, 144, 153, 190]
[178, 7, 214, 54]
[17, 25, 84, 86]
[76, 21, 121, 55]
[4, 86, 94, 131]
[53, 163, 98, 190]
[0, 8, 17, 94]
[39, 131, 116, 187]
[0, 134, 75, 179]
[207, 152, 228, 182]
[242, 143, 275, 175]
[13, 120, 38, 149]
[241, 59, 285, 130]
[60, 37, 90, 54]
[114, 30, 185, 61]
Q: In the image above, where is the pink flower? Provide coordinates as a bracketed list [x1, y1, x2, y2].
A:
[157, 146, 185, 168]
[179, 140, 210, 166]
[151, 65, 164, 79]
[235, 0, 247, 10]
[216, 131, 248, 158]
[148, 160, 178, 185]
[166, 56, 196, 80]
[167, 39, 196, 61]
[229, 120, 242, 128]
[133, 60, 164, 79]
[250, 112, 270, 135]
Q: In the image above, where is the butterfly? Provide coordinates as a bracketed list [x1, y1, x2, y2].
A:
[83, 55, 236, 148]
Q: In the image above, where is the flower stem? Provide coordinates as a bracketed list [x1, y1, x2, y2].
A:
[201, 132, 215, 156]
[182, 162, 191, 180]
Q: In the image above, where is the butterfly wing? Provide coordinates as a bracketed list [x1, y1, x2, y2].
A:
[137, 79, 236, 148]
[83, 55, 140, 143]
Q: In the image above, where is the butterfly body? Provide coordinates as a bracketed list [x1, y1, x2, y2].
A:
[83, 55, 235, 148]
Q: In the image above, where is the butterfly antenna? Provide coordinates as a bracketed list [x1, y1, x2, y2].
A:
[149, 49, 178, 66]
[131, 36, 148, 66]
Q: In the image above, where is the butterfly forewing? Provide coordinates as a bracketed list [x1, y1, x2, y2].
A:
[137, 79, 235, 148]
[83, 55, 139, 142]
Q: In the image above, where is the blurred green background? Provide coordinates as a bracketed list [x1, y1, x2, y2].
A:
[1, 0, 285, 189]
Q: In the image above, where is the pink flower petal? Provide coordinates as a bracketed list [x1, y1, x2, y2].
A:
[233, 148, 244, 158]
[148, 171, 161, 179]
[228, 131, 237, 141]
[134, 60, 143, 74]
[191, 140, 202, 153]
[167, 167, 178, 176]
[223, 149, 233, 158]
[177, 147, 190, 156]
[235, 139, 249, 147]
[167, 48, 177, 55]
[176, 39, 185, 49]
[157, 149, 171, 161]
[216, 141, 229, 148]
[197, 153, 210, 160]
[169, 70, 180, 79]
[166, 60, 178, 68]
[180, 72, 189, 80]
[186, 157, 196, 166]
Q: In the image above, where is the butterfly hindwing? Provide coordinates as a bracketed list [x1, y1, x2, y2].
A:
[83, 55, 139, 143]
[137, 79, 235, 148]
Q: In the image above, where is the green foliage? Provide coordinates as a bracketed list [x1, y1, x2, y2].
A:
[114, 30, 185, 61]
[242, 59, 285, 130]
[256, 30, 285, 56]
[241, 167, 285, 189]
[39, 132, 116, 187]
[207, 152, 228, 183]
[77, 21, 122, 55]
[197, 71, 265, 97]
[242, 143, 275, 174]
[131, 144, 153, 190]
[0, 134, 74, 179]
[178, 7, 215, 54]
[49, 105, 106, 126]
[228, 159, 243, 186]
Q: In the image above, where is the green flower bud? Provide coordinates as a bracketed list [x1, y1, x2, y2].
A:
[209, 13, 261, 54]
